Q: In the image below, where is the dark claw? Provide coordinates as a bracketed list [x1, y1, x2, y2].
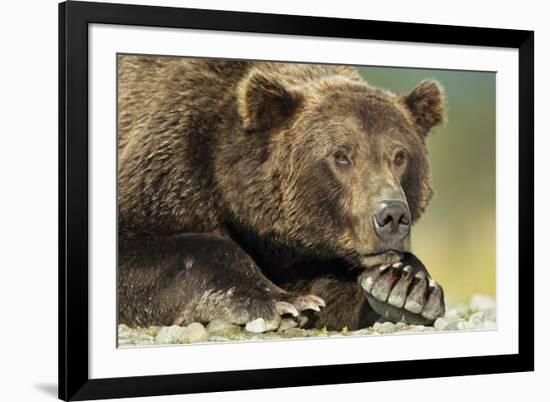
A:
[371, 268, 397, 302]
[360, 264, 388, 293]
[421, 281, 446, 320]
[387, 265, 413, 308]
[404, 272, 428, 314]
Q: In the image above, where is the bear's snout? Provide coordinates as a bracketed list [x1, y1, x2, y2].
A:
[373, 200, 411, 244]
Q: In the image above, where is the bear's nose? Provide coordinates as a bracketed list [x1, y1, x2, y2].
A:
[373, 200, 411, 242]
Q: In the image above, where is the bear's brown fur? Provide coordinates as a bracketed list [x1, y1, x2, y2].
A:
[117, 55, 445, 330]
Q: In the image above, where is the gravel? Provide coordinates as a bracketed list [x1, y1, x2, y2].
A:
[118, 294, 496, 347]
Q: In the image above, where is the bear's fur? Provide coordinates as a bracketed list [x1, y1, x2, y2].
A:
[117, 56, 445, 330]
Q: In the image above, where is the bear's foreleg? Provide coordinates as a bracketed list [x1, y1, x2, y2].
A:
[118, 233, 325, 331]
[283, 253, 445, 330]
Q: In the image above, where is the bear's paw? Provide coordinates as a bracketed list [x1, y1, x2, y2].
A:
[245, 294, 326, 333]
[359, 255, 445, 325]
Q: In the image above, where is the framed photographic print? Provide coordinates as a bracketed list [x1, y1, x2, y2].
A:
[59, 1, 534, 400]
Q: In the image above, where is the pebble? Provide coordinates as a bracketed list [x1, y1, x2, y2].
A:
[434, 317, 458, 331]
[154, 323, 209, 344]
[468, 311, 485, 327]
[434, 317, 448, 331]
[184, 322, 209, 343]
[155, 325, 187, 344]
[245, 318, 277, 333]
[372, 321, 397, 334]
[395, 322, 408, 330]
[118, 294, 497, 346]
[457, 321, 472, 331]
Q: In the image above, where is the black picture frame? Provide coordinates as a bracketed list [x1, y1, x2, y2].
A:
[59, 1, 534, 400]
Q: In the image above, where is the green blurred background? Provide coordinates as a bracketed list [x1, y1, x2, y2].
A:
[356, 66, 496, 305]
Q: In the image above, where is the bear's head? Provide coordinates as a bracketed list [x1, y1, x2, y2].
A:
[233, 68, 445, 267]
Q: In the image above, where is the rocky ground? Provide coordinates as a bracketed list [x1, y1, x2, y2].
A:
[118, 294, 496, 347]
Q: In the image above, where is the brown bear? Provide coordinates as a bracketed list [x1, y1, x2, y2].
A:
[117, 55, 446, 332]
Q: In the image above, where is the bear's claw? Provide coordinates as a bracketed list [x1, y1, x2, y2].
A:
[292, 294, 326, 312]
[275, 301, 300, 317]
[279, 317, 300, 331]
[246, 293, 326, 333]
[387, 265, 412, 308]
[422, 282, 445, 320]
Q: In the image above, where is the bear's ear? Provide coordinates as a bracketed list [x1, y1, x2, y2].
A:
[238, 70, 303, 131]
[402, 80, 445, 136]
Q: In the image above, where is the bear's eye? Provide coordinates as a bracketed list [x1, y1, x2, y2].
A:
[333, 150, 352, 167]
[393, 150, 407, 167]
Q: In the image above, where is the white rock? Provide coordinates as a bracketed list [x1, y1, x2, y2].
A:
[434, 317, 458, 331]
[246, 318, 278, 333]
[373, 321, 396, 334]
[457, 321, 477, 331]
[395, 322, 408, 330]
[120, 295, 499, 344]
[468, 311, 485, 327]
[183, 322, 209, 343]
[155, 325, 187, 344]
[444, 309, 459, 320]
[434, 318, 448, 331]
